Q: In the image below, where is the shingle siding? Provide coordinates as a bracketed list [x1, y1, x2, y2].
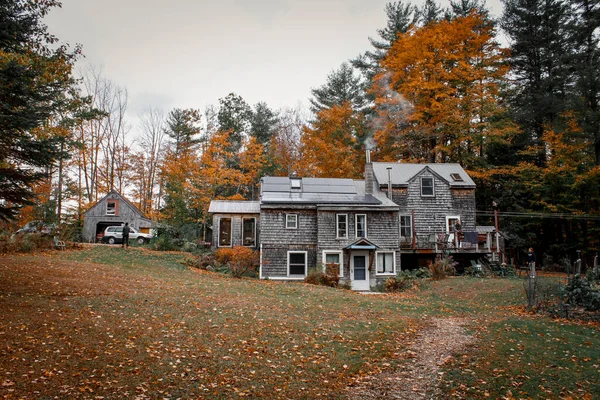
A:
[260, 208, 318, 278]
[390, 171, 476, 235]
[260, 208, 318, 245]
[211, 213, 260, 249]
[261, 244, 317, 278]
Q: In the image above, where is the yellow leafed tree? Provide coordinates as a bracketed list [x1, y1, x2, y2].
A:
[300, 102, 367, 179]
[374, 12, 512, 167]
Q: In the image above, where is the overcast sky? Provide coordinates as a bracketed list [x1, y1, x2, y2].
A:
[45, 0, 504, 132]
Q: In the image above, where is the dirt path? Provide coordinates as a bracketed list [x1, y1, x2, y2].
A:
[346, 317, 474, 399]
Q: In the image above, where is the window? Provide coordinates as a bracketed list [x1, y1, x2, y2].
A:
[288, 251, 307, 276]
[400, 215, 412, 240]
[242, 218, 256, 247]
[323, 250, 343, 277]
[355, 214, 367, 238]
[290, 178, 301, 189]
[218, 218, 232, 247]
[446, 216, 461, 233]
[376, 251, 395, 274]
[286, 214, 298, 229]
[421, 177, 434, 197]
[106, 201, 116, 215]
[336, 214, 348, 238]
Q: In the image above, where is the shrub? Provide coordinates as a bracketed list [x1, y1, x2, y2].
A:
[429, 255, 457, 280]
[338, 280, 352, 290]
[183, 253, 216, 270]
[586, 267, 600, 283]
[305, 263, 340, 288]
[564, 275, 600, 311]
[214, 246, 259, 278]
[384, 267, 431, 292]
[0, 232, 54, 253]
[151, 223, 186, 250]
[153, 235, 180, 251]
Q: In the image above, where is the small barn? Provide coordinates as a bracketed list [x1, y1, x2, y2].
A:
[82, 190, 153, 243]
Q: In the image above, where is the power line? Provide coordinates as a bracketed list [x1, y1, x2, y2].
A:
[476, 210, 600, 221]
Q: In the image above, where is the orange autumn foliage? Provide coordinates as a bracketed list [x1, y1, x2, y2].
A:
[374, 12, 513, 167]
[300, 102, 367, 179]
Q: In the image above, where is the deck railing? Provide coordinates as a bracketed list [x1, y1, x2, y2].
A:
[400, 231, 500, 253]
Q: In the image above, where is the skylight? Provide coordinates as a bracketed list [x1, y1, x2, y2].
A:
[450, 173, 464, 182]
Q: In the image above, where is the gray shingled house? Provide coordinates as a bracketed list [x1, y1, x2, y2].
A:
[209, 156, 501, 290]
[258, 169, 400, 290]
[82, 190, 153, 243]
[370, 162, 498, 267]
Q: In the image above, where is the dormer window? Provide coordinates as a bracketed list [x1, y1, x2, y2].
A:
[290, 178, 301, 190]
[421, 177, 434, 197]
[450, 173, 463, 182]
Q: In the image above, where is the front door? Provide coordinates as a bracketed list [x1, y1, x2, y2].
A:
[351, 252, 370, 291]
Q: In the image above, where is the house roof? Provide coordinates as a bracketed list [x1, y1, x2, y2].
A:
[372, 163, 476, 188]
[260, 177, 397, 208]
[84, 190, 149, 219]
[208, 200, 261, 214]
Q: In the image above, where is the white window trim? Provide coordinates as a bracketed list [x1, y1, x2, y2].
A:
[355, 214, 367, 238]
[241, 217, 256, 247]
[322, 250, 344, 278]
[287, 250, 308, 277]
[421, 176, 435, 197]
[336, 214, 348, 239]
[446, 215, 461, 233]
[286, 214, 298, 229]
[376, 250, 396, 275]
[400, 214, 412, 240]
[217, 217, 233, 247]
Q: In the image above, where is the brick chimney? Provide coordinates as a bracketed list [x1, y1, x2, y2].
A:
[364, 150, 374, 196]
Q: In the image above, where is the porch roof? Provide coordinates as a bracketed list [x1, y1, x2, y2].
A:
[345, 238, 380, 250]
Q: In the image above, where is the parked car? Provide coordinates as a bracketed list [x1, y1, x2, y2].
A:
[101, 226, 152, 245]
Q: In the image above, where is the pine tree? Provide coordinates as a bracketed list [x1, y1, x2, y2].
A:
[250, 102, 278, 146]
[447, 0, 488, 18]
[350, 1, 417, 81]
[418, 0, 443, 25]
[217, 93, 252, 155]
[164, 108, 202, 156]
[501, 0, 574, 166]
[0, 0, 79, 220]
[309, 63, 367, 114]
[569, 0, 600, 165]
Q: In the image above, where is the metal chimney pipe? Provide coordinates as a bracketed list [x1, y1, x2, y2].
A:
[387, 167, 392, 200]
[366, 149, 371, 164]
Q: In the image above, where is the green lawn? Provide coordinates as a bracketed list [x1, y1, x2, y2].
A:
[0, 246, 597, 399]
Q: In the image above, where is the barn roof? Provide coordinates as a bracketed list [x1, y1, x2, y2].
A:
[372, 163, 476, 188]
